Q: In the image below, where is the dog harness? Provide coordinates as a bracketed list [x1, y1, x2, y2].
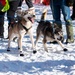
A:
[20, 22, 32, 34]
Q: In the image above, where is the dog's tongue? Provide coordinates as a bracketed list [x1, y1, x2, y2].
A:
[31, 18, 34, 23]
[28, 17, 34, 23]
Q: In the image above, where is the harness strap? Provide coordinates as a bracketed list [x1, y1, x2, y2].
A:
[20, 23, 32, 34]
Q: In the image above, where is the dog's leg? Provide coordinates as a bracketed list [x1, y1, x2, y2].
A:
[30, 33, 35, 49]
[28, 29, 35, 49]
[34, 31, 41, 53]
[35, 32, 40, 45]
[29, 30, 37, 54]
[18, 36, 22, 51]
[55, 39, 68, 51]
[7, 39, 11, 51]
[18, 36, 24, 56]
[7, 36, 13, 51]
[43, 38, 48, 52]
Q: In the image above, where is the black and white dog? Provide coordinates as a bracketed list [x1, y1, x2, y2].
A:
[34, 8, 68, 52]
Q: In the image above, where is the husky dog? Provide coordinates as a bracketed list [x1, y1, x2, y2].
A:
[7, 9, 35, 56]
[34, 8, 67, 52]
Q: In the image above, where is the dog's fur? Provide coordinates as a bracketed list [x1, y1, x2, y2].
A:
[7, 9, 35, 56]
[35, 8, 67, 52]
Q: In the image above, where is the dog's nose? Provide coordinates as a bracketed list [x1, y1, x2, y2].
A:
[60, 36, 63, 40]
[60, 36, 64, 42]
[57, 36, 64, 41]
[33, 15, 35, 17]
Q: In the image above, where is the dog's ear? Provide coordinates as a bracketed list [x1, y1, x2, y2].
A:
[16, 9, 23, 17]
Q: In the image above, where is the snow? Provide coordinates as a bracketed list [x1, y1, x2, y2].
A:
[0, 3, 75, 75]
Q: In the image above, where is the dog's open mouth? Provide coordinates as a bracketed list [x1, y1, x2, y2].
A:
[28, 17, 34, 23]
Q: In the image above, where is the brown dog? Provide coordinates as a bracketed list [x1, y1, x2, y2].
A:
[35, 8, 68, 52]
[7, 9, 35, 56]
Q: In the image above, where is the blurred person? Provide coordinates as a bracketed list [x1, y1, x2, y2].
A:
[50, 0, 74, 43]
[71, 0, 75, 20]
[18, 0, 35, 16]
[0, 0, 20, 38]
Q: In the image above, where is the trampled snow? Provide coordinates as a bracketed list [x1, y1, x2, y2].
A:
[0, 3, 75, 75]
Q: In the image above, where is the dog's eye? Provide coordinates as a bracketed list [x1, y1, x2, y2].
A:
[24, 13, 27, 15]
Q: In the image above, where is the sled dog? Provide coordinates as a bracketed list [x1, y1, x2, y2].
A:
[35, 8, 68, 52]
[7, 9, 35, 56]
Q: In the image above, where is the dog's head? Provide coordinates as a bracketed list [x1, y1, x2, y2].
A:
[16, 9, 35, 23]
[53, 23, 64, 42]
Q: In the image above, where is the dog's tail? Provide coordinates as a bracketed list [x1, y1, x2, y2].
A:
[40, 8, 48, 21]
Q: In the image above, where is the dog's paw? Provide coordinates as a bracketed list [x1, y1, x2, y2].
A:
[18, 47, 20, 50]
[20, 51, 24, 56]
[7, 49, 10, 51]
[20, 53, 24, 56]
[33, 50, 37, 54]
[63, 48, 68, 52]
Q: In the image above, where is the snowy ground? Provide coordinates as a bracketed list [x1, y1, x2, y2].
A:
[0, 4, 75, 75]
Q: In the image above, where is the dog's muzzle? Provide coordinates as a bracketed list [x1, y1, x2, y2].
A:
[57, 36, 64, 42]
[33, 15, 35, 17]
[28, 17, 34, 23]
